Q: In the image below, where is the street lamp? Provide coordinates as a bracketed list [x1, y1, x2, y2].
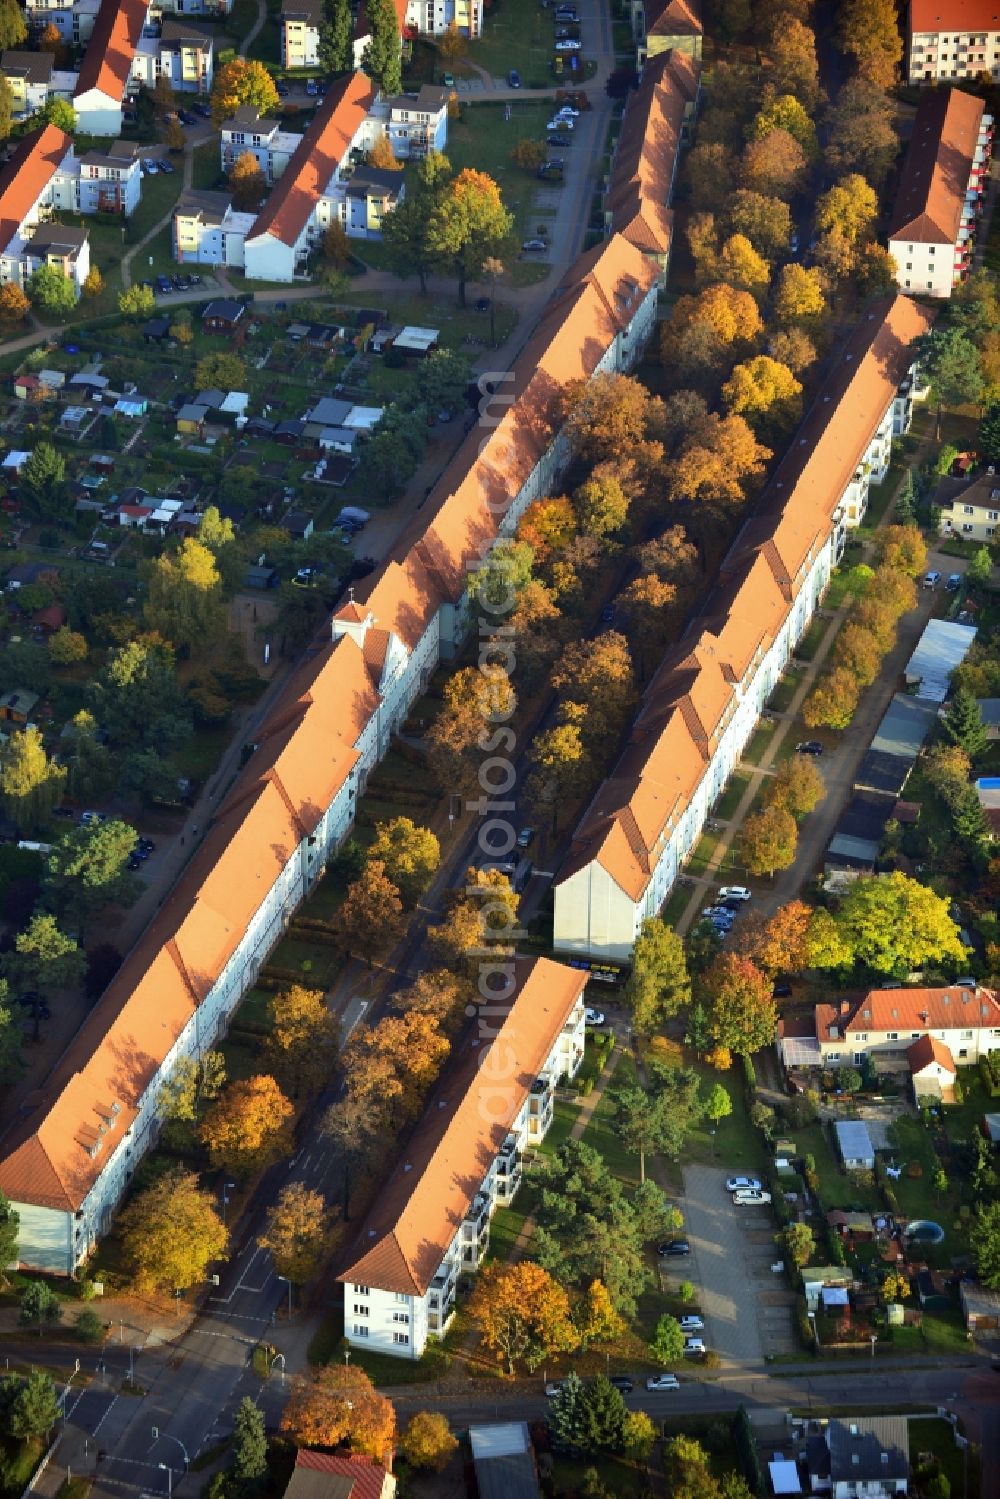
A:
[152, 1430, 189, 1471]
[343, 1348, 351, 1368]
[222, 1182, 236, 1224]
[277, 1275, 293, 1319]
[870, 1333, 877, 1360]
[158, 1464, 172, 1499]
[807, 1310, 819, 1349]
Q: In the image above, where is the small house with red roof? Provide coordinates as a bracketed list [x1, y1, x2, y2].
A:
[285, 1450, 396, 1499]
[907, 1035, 957, 1101]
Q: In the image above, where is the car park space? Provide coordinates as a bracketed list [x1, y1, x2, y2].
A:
[679, 1164, 798, 1363]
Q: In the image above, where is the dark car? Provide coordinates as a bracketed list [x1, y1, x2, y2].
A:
[474, 296, 490, 312]
[508, 68, 521, 86]
[53, 806, 76, 819]
[659, 1240, 691, 1257]
[548, 132, 573, 147]
[192, 100, 211, 116]
[177, 109, 196, 124]
[772, 981, 793, 999]
[795, 740, 824, 756]
[608, 1375, 634, 1393]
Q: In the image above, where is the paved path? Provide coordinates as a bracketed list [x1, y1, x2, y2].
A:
[679, 1164, 767, 1366]
[239, 0, 268, 56]
[121, 146, 195, 290]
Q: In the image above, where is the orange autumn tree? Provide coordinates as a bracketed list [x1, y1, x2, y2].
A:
[281, 1365, 395, 1457]
[200, 1075, 294, 1178]
[732, 900, 814, 977]
[469, 1260, 578, 1375]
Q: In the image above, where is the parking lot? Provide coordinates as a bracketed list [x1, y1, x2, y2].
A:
[679, 1165, 798, 1365]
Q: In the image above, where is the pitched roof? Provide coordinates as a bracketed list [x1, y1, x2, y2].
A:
[0, 125, 73, 255]
[287, 1450, 393, 1499]
[338, 959, 587, 1296]
[557, 295, 935, 903]
[907, 1033, 956, 1075]
[74, 0, 149, 103]
[247, 71, 377, 248]
[827, 1419, 908, 1484]
[846, 984, 1000, 1033]
[1, 50, 54, 84]
[888, 88, 985, 244]
[607, 50, 699, 257]
[910, 0, 1000, 32]
[643, 0, 702, 37]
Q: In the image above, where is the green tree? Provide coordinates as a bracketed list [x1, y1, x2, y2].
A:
[0, 0, 27, 50]
[782, 1222, 815, 1267]
[381, 151, 453, 294]
[43, 820, 139, 932]
[650, 1312, 685, 1365]
[10, 1372, 59, 1439]
[0, 727, 66, 831]
[579, 1376, 627, 1456]
[367, 817, 440, 905]
[0, 1192, 19, 1282]
[194, 351, 246, 390]
[979, 403, 1000, 463]
[968, 547, 993, 587]
[970, 1200, 1000, 1289]
[427, 167, 513, 306]
[0, 74, 12, 146]
[833, 872, 965, 975]
[3, 915, 85, 1027]
[704, 1082, 733, 1127]
[19, 441, 67, 522]
[941, 687, 989, 758]
[418, 347, 472, 414]
[916, 325, 984, 434]
[74, 1308, 105, 1344]
[548, 1370, 588, 1453]
[624, 919, 690, 1034]
[232, 1397, 267, 1482]
[41, 97, 76, 131]
[145, 538, 225, 651]
[318, 0, 353, 70]
[574, 467, 630, 539]
[360, 0, 402, 94]
[18, 1281, 62, 1336]
[615, 1086, 682, 1183]
[89, 637, 191, 753]
[118, 284, 155, 318]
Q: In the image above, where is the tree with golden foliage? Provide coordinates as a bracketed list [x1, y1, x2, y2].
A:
[725, 189, 793, 259]
[574, 464, 630, 540]
[120, 1167, 227, 1292]
[769, 327, 817, 375]
[741, 128, 807, 200]
[525, 715, 591, 832]
[668, 413, 771, 505]
[400, 1412, 459, 1472]
[517, 495, 576, 560]
[722, 356, 802, 431]
[38, 20, 67, 63]
[875, 523, 927, 578]
[337, 860, 403, 963]
[751, 91, 818, 156]
[367, 816, 440, 906]
[701, 952, 777, 1056]
[0, 282, 29, 324]
[82, 265, 103, 298]
[368, 133, 401, 170]
[838, 623, 882, 687]
[774, 263, 826, 330]
[718, 233, 770, 297]
[816, 174, 878, 249]
[265, 985, 339, 1099]
[511, 137, 546, 170]
[344, 1010, 450, 1126]
[732, 899, 814, 977]
[230, 150, 266, 210]
[763, 754, 825, 819]
[259, 1183, 335, 1284]
[145, 538, 223, 652]
[438, 16, 467, 56]
[740, 804, 798, 879]
[210, 57, 279, 127]
[667, 282, 764, 348]
[685, 210, 719, 284]
[839, 0, 901, 88]
[392, 967, 471, 1035]
[575, 1278, 626, 1349]
[561, 372, 658, 464]
[470, 1260, 579, 1374]
[766, 15, 821, 109]
[426, 663, 517, 790]
[803, 666, 860, 730]
[551, 631, 636, 752]
[200, 1075, 294, 1179]
[282, 1365, 396, 1457]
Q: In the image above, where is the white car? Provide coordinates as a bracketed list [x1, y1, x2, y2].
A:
[684, 1338, 706, 1355]
[555, 37, 582, 48]
[923, 570, 941, 588]
[547, 117, 574, 131]
[732, 1188, 772, 1205]
[725, 1175, 762, 1193]
[718, 886, 751, 902]
[679, 1315, 704, 1332]
[555, 103, 579, 115]
[646, 1373, 680, 1390]
[585, 1007, 606, 1026]
[545, 1380, 566, 1397]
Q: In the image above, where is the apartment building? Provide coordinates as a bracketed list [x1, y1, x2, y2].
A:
[132, 16, 214, 93]
[0, 230, 660, 1272]
[907, 0, 1000, 84]
[401, 0, 482, 38]
[73, 0, 149, 134]
[552, 295, 935, 962]
[0, 51, 76, 118]
[888, 89, 992, 297]
[77, 139, 143, 213]
[633, 0, 702, 65]
[938, 472, 1000, 543]
[338, 959, 587, 1359]
[172, 188, 255, 264]
[605, 49, 700, 285]
[778, 983, 1000, 1073]
[242, 72, 381, 279]
[0, 125, 93, 295]
[24, 0, 102, 46]
[374, 85, 449, 159]
[280, 0, 322, 67]
[219, 107, 302, 184]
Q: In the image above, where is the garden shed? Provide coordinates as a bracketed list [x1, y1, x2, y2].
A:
[834, 1120, 875, 1170]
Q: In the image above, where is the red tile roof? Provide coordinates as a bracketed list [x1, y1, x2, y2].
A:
[338, 958, 587, 1296]
[888, 88, 985, 244]
[248, 71, 376, 248]
[290, 1449, 393, 1499]
[910, 0, 1000, 32]
[74, 0, 149, 104]
[0, 125, 73, 255]
[643, 0, 702, 38]
[907, 1033, 956, 1075]
[607, 50, 699, 258]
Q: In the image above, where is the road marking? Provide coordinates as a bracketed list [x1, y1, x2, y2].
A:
[93, 1394, 120, 1437]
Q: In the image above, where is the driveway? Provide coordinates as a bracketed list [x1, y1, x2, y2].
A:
[679, 1164, 797, 1365]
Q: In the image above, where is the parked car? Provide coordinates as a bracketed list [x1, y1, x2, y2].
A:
[158, 160, 175, 173]
[192, 100, 211, 116]
[946, 572, 963, 591]
[79, 810, 108, 825]
[547, 117, 573, 131]
[725, 1175, 762, 1192]
[554, 102, 580, 114]
[305, 80, 319, 95]
[772, 981, 793, 999]
[601, 602, 616, 623]
[679, 1316, 704, 1332]
[923, 570, 941, 588]
[441, 71, 455, 85]
[474, 296, 491, 313]
[522, 238, 548, 252]
[548, 132, 573, 147]
[646, 1373, 680, 1391]
[517, 826, 535, 848]
[659, 1240, 691, 1257]
[545, 1381, 567, 1397]
[684, 1338, 707, 1355]
[585, 1007, 606, 1026]
[555, 37, 582, 48]
[538, 162, 564, 180]
[508, 68, 521, 86]
[796, 740, 824, 755]
[608, 1375, 634, 1393]
[177, 109, 196, 124]
[732, 1188, 772, 1205]
[718, 885, 751, 902]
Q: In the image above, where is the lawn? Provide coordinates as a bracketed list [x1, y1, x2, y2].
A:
[910, 1416, 977, 1499]
[715, 768, 751, 821]
[767, 668, 802, 714]
[445, 100, 557, 241]
[741, 721, 777, 768]
[550, 1456, 650, 1497]
[795, 615, 829, 663]
[794, 1122, 881, 1213]
[471, 0, 565, 87]
[579, 1054, 642, 1184]
[683, 1060, 767, 1172]
[127, 165, 187, 242]
[886, 1311, 971, 1355]
[192, 141, 223, 192]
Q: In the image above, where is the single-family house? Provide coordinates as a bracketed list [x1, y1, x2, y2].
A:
[220, 108, 303, 184]
[279, 0, 322, 67]
[284, 1451, 396, 1499]
[338, 959, 587, 1358]
[283, 510, 314, 540]
[1, 51, 57, 118]
[825, 1418, 908, 1499]
[172, 190, 254, 267]
[634, 0, 703, 63]
[780, 983, 1000, 1073]
[960, 1280, 1000, 1331]
[73, 0, 150, 135]
[834, 1120, 875, 1171]
[344, 166, 404, 239]
[0, 689, 40, 724]
[552, 295, 934, 962]
[132, 16, 214, 94]
[888, 90, 992, 297]
[242, 71, 380, 280]
[201, 297, 246, 333]
[907, 0, 1000, 85]
[906, 1034, 957, 1100]
[938, 472, 1000, 544]
[399, 0, 481, 40]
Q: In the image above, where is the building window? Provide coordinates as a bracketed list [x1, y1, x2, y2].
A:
[355, 1284, 370, 1295]
[392, 1311, 409, 1324]
[392, 1331, 410, 1345]
[352, 1324, 369, 1338]
[353, 1304, 368, 1316]
[394, 1292, 408, 1304]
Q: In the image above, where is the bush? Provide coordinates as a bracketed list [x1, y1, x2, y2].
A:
[795, 1303, 816, 1351]
[952, 1078, 964, 1104]
[74, 1308, 105, 1344]
[906, 1161, 923, 1179]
